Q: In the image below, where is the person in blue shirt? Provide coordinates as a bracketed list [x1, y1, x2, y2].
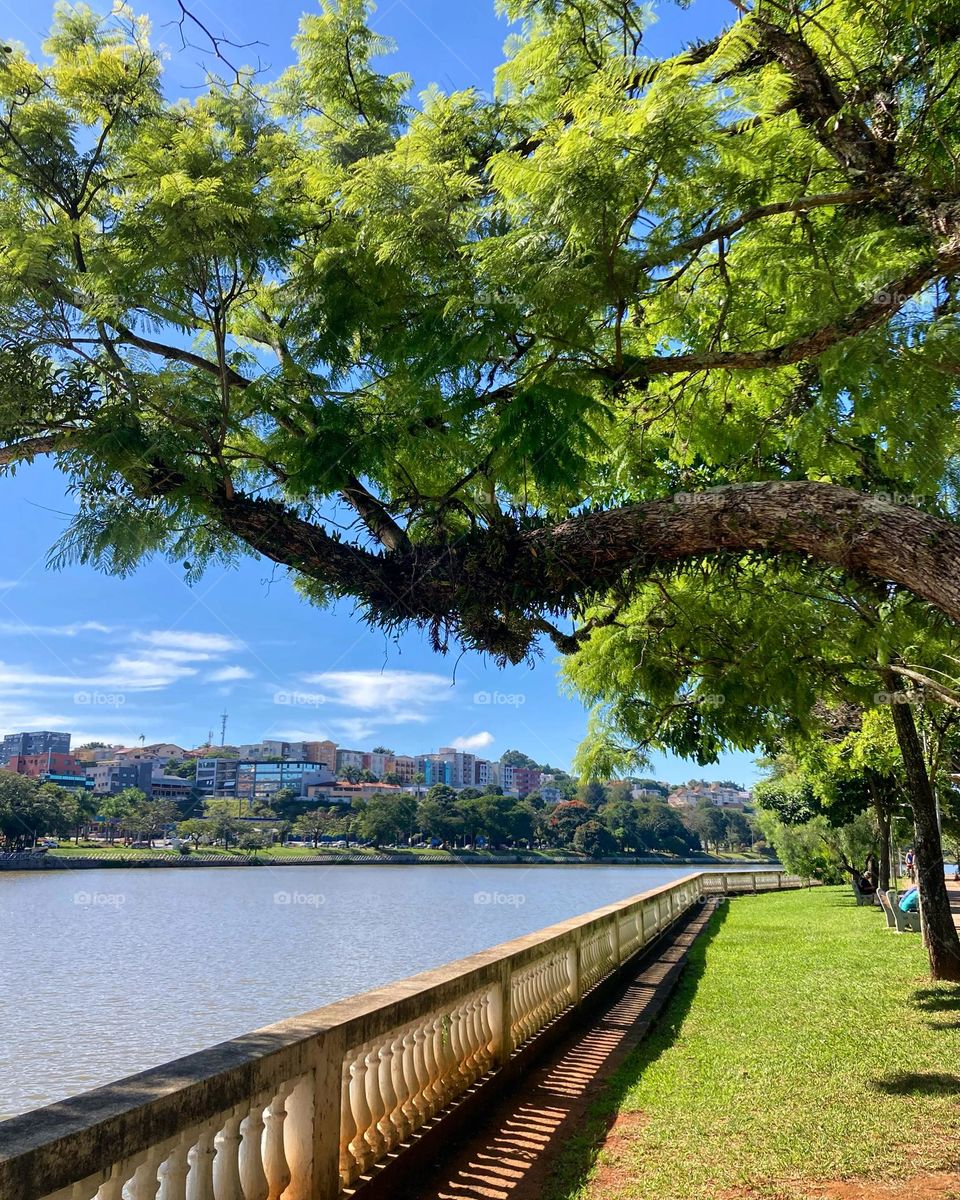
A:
[899, 887, 919, 913]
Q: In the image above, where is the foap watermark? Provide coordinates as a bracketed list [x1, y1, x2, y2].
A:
[871, 490, 930, 508]
[273, 690, 326, 708]
[873, 690, 924, 707]
[698, 693, 726, 709]
[274, 890, 326, 907]
[474, 690, 526, 707]
[74, 690, 126, 707]
[474, 890, 526, 907]
[74, 890, 125, 908]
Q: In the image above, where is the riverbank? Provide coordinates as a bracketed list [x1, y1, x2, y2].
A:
[545, 886, 960, 1200]
[0, 846, 776, 870]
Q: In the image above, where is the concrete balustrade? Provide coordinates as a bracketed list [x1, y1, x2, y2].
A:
[0, 869, 799, 1200]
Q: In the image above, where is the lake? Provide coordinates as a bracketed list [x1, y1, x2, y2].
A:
[0, 862, 737, 1119]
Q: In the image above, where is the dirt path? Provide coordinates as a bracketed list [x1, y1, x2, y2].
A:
[401, 901, 717, 1200]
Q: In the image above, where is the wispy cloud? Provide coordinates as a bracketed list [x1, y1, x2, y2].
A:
[0, 620, 114, 637]
[449, 731, 495, 751]
[137, 630, 242, 654]
[302, 669, 452, 713]
[208, 665, 253, 682]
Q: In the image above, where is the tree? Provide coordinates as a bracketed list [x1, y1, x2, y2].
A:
[204, 799, 241, 848]
[128, 798, 178, 846]
[598, 797, 642, 853]
[569, 563, 960, 978]
[685, 804, 727, 854]
[578, 780, 607, 808]
[546, 800, 593, 847]
[98, 789, 142, 844]
[0, 773, 66, 847]
[356, 793, 417, 846]
[7, 1, 960, 975]
[573, 820, 619, 859]
[724, 811, 754, 849]
[177, 817, 213, 848]
[501, 751, 539, 770]
[636, 802, 700, 857]
[293, 807, 337, 848]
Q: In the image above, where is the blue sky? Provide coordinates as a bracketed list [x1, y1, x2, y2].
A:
[0, 0, 761, 783]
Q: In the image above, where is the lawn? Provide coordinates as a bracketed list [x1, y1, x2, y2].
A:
[549, 886, 960, 1200]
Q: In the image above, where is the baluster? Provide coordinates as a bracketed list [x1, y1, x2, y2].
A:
[518, 970, 531, 1041]
[433, 1014, 454, 1108]
[522, 969, 535, 1040]
[376, 1040, 399, 1152]
[128, 1154, 161, 1200]
[281, 1074, 314, 1200]
[213, 1113, 243, 1200]
[362, 1046, 387, 1162]
[476, 992, 494, 1071]
[347, 1048, 374, 1173]
[510, 976, 522, 1045]
[470, 996, 488, 1074]
[262, 1085, 292, 1200]
[456, 998, 475, 1084]
[448, 1003, 469, 1093]
[534, 963, 547, 1033]
[186, 1128, 216, 1200]
[390, 1032, 412, 1141]
[409, 1026, 430, 1124]
[98, 1168, 126, 1200]
[239, 1100, 269, 1200]
[158, 1139, 191, 1200]
[339, 1060, 357, 1188]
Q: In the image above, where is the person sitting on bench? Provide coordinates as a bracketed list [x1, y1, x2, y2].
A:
[899, 886, 919, 913]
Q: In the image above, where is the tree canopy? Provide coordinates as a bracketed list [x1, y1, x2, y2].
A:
[4, 0, 960, 658]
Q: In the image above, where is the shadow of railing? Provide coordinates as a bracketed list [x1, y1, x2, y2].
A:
[535, 901, 732, 1200]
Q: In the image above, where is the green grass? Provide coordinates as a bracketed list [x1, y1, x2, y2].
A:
[548, 886, 960, 1200]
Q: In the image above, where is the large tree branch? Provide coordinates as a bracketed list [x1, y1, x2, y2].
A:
[205, 481, 960, 659]
[340, 473, 411, 552]
[605, 252, 958, 383]
[638, 188, 878, 268]
[0, 434, 65, 466]
[12, 449, 960, 661]
[109, 324, 252, 390]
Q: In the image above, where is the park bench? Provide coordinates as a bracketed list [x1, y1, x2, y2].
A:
[876, 888, 921, 933]
[851, 880, 875, 906]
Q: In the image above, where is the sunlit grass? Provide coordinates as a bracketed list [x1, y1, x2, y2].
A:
[549, 886, 960, 1200]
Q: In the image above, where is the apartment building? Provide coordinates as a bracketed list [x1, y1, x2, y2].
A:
[0, 730, 70, 766]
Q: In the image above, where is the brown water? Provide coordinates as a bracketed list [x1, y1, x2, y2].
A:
[0, 862, 735, 1118]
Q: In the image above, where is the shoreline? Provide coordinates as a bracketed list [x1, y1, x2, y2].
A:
[0, 850, 776, 871]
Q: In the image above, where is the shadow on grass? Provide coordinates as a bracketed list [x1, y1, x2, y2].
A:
[542, 900, 731, 1200]
[911, 986, 960, 1013]
[869, 1072, 960, 1096]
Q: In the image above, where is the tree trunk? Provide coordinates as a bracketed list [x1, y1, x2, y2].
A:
[866, 771, 892, 891]
[886, 690, 960, 981]
[877, 809, 891, 892]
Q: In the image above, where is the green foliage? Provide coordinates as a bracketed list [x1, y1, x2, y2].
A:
[0, 773, 83, 846]
[572, 819, 618, 858]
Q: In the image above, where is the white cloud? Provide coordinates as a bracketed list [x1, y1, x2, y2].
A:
[449, 731, 495, 751]
[208, 665, 253, 682]
[302, 669, 452, 712]
[0, 620, 114, 637]
[137, 630, 242, 654]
